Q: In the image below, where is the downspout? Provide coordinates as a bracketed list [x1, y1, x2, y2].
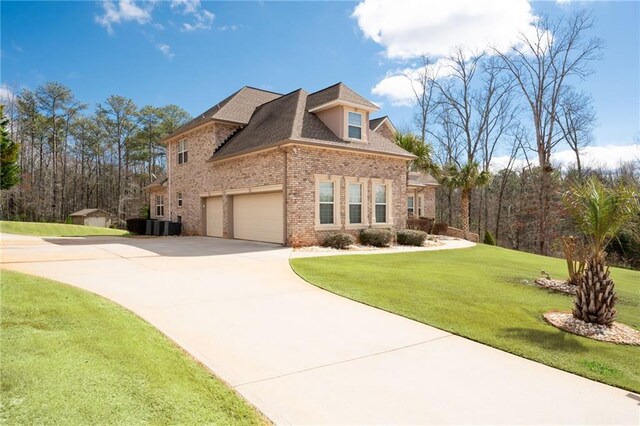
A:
[283, 147, 288, 246]
[167, 141, 172, 221]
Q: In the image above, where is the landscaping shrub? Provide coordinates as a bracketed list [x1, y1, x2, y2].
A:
[397, 229, 428, 246]
[321, 232, 355, 250]
[432, 222, 449, 235]
[406, 217, 435, 233]
[359, 228, 394, 247]
[483, 231, 496, 245]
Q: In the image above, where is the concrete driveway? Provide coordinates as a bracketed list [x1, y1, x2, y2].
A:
[1, 234, 638, 425]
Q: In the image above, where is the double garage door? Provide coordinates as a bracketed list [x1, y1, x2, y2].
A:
[205, 192, 283, 244]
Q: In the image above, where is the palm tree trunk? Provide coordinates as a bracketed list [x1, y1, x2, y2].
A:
[460, 188, 470, 237]
[573, 252, 617, 325]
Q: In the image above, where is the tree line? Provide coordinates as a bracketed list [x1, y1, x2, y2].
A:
[399, 10, 639, 267]
[0, 82, 190, 225]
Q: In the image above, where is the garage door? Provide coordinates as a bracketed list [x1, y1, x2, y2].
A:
[85, 217, 106, 227]
[206, 197, 223, 237]
[233, 192, 284, 244]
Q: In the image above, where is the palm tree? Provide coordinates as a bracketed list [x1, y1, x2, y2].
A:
[443, 162, 490, 238]
[393, 132, 439, 177]
[563, 177, 639, 325]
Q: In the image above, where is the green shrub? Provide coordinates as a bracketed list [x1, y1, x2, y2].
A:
[483, 230, 496, 245]
[432, 223, 449, 235]
[321, 233, 355, 249]
[359, 228, 394, 247]
[397, 229, 428, 246]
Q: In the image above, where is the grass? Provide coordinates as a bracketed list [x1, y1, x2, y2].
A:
[0, 270, 267, 425]
[0, 221, 128, 237]
[290, 244, 640, 393]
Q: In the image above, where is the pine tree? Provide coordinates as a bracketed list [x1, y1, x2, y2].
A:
[0, 105, 20, 190]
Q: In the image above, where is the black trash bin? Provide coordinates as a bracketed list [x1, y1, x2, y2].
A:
[126, 218, 146, 235]
[153, 220, 163, 236]
[145, 220, 155, 236]
[167, 222, 182, 236]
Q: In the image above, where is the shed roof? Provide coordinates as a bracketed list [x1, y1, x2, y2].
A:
[69, 208, 110, 217]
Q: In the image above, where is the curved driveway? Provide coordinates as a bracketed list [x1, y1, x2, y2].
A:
[1, 234, 638, 424]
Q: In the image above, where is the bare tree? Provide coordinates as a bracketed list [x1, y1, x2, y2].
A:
[494, 11, 603, 254]
[406, 55, 439, 143]
[556, 88, 595, 180]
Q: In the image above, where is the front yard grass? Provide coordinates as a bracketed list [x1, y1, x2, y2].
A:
[0, 270, 267, 425]
[290, 244, 640, 393]
[0, 221, 128, 237]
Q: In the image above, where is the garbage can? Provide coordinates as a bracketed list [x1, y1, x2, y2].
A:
[167, 222, 182, 236]
[153, 220, 163, 236]
[145, 220, 155, 236]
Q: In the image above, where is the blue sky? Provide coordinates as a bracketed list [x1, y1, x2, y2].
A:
[1, 0, 638, 166]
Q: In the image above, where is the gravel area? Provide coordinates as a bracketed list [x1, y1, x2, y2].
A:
[544, 311, 640, 345]
[534, 278, 577, 295]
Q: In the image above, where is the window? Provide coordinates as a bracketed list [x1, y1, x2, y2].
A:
[374, 184, 387, 223]
[177, 140, 188, 164]
[418, 195, 424, 217]
[407, 196, 415, 216]
[155, 195, 164, 216]
[347, 112, 362, 140]
[348, 183, 363, 224]
[177, 192, 183, 207]
[319, 182, 335, 224]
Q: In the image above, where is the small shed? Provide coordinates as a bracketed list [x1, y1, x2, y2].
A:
[69, 209, 112, 227]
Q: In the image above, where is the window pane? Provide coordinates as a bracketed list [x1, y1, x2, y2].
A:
[349, 204, 362, 224]
[319, 203, 334, 224]
[407, 197, 414, 208]
[348, 112, 362, 126]
[375, 205, 387, 223]
[349, 184, 362, 204]
[375, 185, 386, 203]
[348, 125, 362, 139]
[319, 182, 334, 202]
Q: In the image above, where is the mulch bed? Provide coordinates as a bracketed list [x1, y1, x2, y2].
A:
[544, 311, 640, 345]
[534, 278, 577, 295]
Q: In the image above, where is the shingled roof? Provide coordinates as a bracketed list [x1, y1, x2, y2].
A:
[306, 82, 379, 111]
[161, 87, 281, 143]
[210, 85, 413, 161]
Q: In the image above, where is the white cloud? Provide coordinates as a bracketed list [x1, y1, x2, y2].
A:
[0, 84, 14, 102]
[491, 144, 640, 171]
[372, 58, 453, 106]
[171, 0, 215, 31]
[156, 43, 174, 60]
[95, 0, 152, 34]
[353, 0, 539, 59]
[354, 0, 542, 105]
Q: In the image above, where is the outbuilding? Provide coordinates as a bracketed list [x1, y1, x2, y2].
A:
[69, 209, 112, 227]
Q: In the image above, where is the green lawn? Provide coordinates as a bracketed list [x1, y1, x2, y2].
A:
[291, 244, 640, 393]
[0, 270, 267, 425]
[0, 221, 128, 237]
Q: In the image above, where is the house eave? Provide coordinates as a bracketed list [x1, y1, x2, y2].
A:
[308, 99, 378, 114]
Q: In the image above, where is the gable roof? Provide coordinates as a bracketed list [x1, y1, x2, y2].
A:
[369, 115, 397, 133]
[210, 86, 413, 161]
[307, 82, 379, 112]
[69, 208, 110, 217]
[408, 171, 439, 187]
[161, 87, 281, 143]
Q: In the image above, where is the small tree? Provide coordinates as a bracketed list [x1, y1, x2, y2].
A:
[560, 235, 587, 286]
[0, 105, 20, 190]
[393, 132, 439, 177]
[443, 162, 490, 238]
[563, 178, 639, 325]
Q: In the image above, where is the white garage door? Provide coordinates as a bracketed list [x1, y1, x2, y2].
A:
[206, 197, 223, 237]
[85, 217, 106, 227]
[233, 192, 284, 244]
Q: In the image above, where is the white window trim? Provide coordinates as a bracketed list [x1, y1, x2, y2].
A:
[345, 176, 368, 229]
[344, 109, 366, 142]
[155, 195, 165, 217]
[177, 139, 188, 165]
[177, 192, 183, 208]
[314, 174, 342, 230]
[371, 178, 393, 227]
[407, 195, 415, 216]
[418, 194, 424, 217]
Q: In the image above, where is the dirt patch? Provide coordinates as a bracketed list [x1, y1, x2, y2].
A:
[544, 311, 640, 345]
[534, 278, 577, 295]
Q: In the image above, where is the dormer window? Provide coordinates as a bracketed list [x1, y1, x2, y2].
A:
[347, 112, 362, 140]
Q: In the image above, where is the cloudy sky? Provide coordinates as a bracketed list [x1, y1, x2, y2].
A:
[1, 0, 638, 168]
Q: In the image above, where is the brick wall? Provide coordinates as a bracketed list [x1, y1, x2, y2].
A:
[285, 146, 408, 246]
